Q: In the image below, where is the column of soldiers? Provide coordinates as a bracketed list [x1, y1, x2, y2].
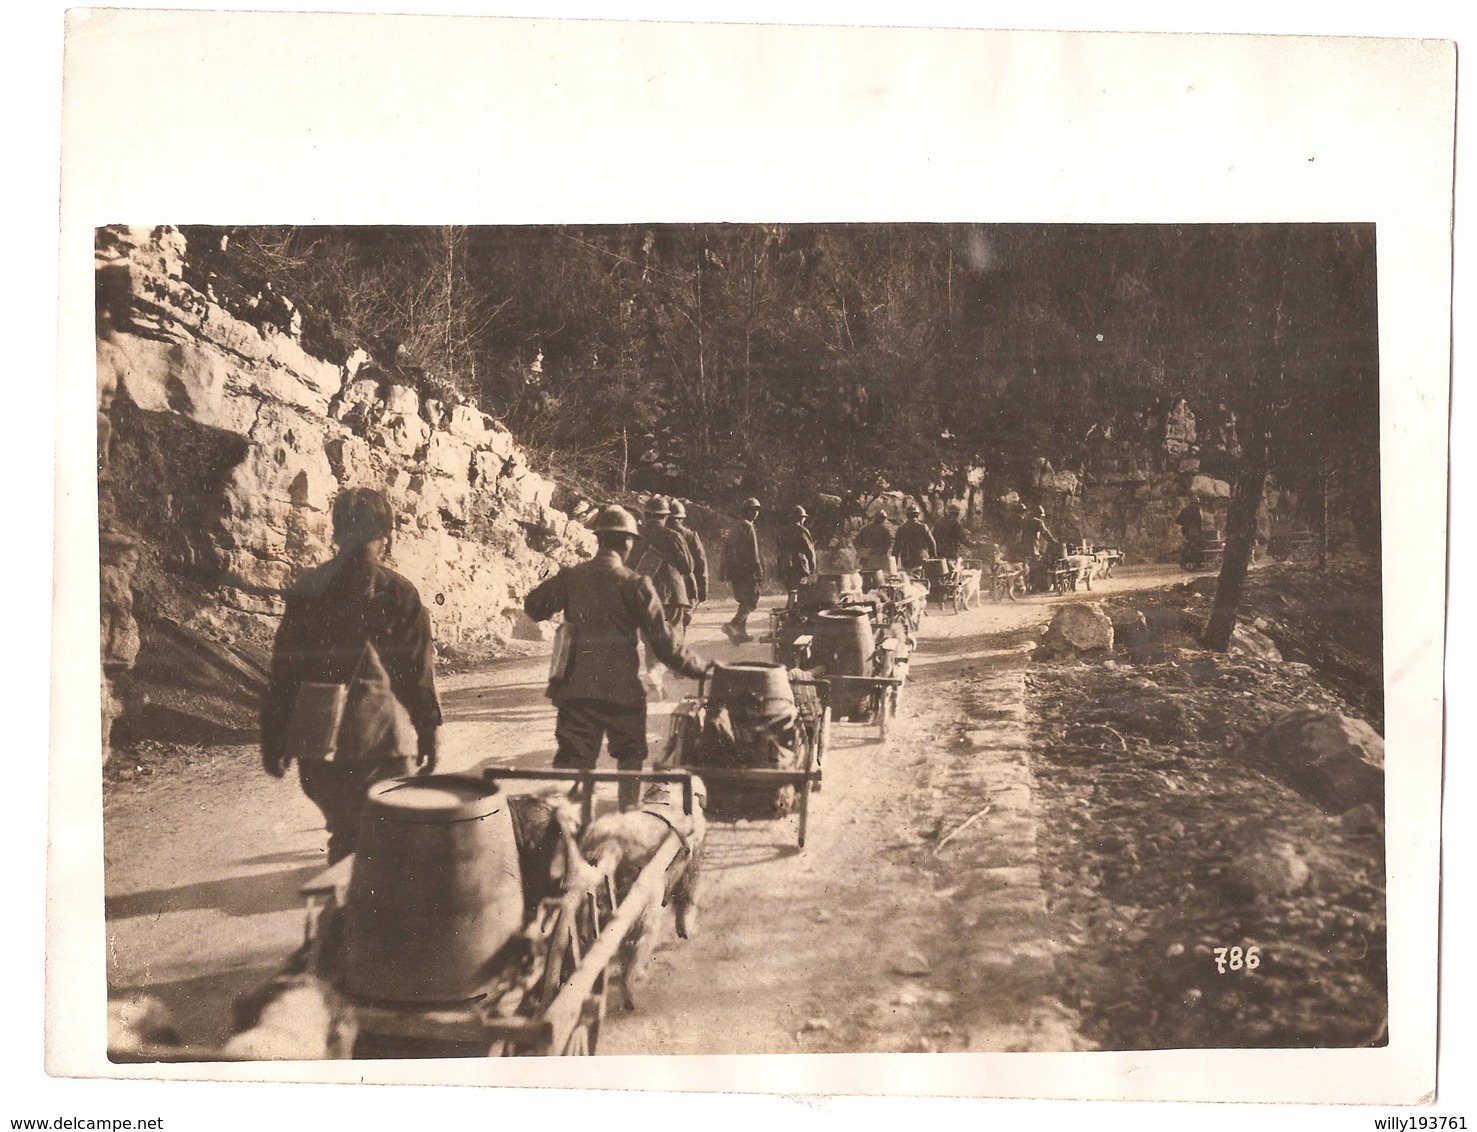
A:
[261, 486, 1009, 858]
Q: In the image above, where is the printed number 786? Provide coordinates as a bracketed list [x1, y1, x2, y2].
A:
[1214, 946, 1260, 974]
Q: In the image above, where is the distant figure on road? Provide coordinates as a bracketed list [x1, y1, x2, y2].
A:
[855, 509, 896, 590]
[1018, 505, 1055, 593]
[1176, 498, 1207, 569]
[894, 505, 938, 571]
[721, 497, 764, 644]
[260, 487, 442, 865]
[667, 499, 707, 629]
[776, 504, 818, 597]
[524, 506, 709, 810]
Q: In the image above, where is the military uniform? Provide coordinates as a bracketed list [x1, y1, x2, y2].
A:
[934, 514, 971, 565]
[634, 518, 694, 646]
[525, 549, 707, 803]
[671, 518, 708, 627]
[722, 513, 763, 639]
[855, 516, 895, 587]
[894, 516, 938, 570]
[776, 520, 817, 592]
[262, 556, 442, 863]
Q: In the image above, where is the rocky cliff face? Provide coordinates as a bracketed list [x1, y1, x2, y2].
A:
[96, 226, 594, 756]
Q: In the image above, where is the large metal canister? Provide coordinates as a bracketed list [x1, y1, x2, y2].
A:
[709, 660, 796, 731]
[813, 607, 873, 677]
[343, 775, 525, 1004]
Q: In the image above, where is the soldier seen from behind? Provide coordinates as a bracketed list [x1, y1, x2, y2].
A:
[524, 506, 710, 811]
[1019, 504, 1056, 593]
[854, 508, 895, 590]
[894, 504, 938, 572]
[632, 495, 695, 698]
[1176, 497, 1207, 570]
[776, 504, 818, 599]
[260, 487, 442, 865]
[721, 497, 764, 644]
[933, 503, 973, 569]
[667, 499, 708, 629]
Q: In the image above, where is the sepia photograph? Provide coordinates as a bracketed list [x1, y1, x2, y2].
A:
[36, 5, 1461, 1124]
[94, 220, 1385, 1060]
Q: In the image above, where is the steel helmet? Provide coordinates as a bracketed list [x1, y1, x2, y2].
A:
[905, 505, 921, 517]
[591, 506, 640, 536]
[644, 495, 671, 516]
[332, 486, 394, 548]
[668, 499, 687, 518]
[739, 496, 762, 511]
[790, 504, 808, 520]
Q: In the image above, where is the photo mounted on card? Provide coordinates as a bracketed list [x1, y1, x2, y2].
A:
[53, 9, 1452, 1105]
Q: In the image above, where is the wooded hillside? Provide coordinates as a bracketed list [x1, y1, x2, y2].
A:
[178, 223, 1380, 547]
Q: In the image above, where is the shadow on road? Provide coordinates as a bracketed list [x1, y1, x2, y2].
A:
[105, 863, 325, 921]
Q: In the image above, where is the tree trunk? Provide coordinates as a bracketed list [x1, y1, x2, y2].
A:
[1203, 467, 1267, 650]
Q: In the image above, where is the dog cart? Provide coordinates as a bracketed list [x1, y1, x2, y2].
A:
[665, 662, 827, 849]
[920, 557, 982, 614]
[787, 604, 908, 742]
[294, 769, 700, 1057]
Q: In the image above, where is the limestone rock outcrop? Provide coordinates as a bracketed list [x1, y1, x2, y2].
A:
[96, 225, 595, 750]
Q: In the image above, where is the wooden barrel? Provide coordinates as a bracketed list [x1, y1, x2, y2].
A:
[813, 607, 873, 677]
[343, 775, 525, 1004]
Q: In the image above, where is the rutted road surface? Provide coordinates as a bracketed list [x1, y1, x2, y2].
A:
[103, 567, 1184, 1052]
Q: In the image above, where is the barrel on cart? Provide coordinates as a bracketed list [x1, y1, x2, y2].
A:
[787, 605, 907, 741]
[665, 660, 826, 847]
[292, 769, 700, 1057]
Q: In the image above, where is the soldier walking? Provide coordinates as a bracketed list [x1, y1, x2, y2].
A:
[855, 509, 895, 590]
[721, 497, 764, 644]
[260, 487, 441, 865]
[933, 504, 973, 569]
[1019, 504, 1056, 593]
[632, 495, 695, 698]
[776, 504, 818, 598]
[524, 506, 710, 810]
[667, 499, 708, 629]
[894, 504, 938, 571]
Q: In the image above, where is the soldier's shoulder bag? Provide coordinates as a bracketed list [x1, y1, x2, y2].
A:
[284, 641, 416, 763]
[549, 619, 577, 686]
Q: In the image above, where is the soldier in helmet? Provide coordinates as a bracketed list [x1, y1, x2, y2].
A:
[933, 503, 974, 569]
[776, 503, 818, 597]
[632, 495, 696, 696]
[1019, 504, 1056, 593]
[260, 486, 442, 864]
[524, 506, 710, 810]
[894, 504, 938, 571]
[720, 497, 764, 643]
[666, 499, 708, 629]
[854, 508, 896, 590]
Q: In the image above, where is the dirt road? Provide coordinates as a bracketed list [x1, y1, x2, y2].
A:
[103, 566, 1184, 1052]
